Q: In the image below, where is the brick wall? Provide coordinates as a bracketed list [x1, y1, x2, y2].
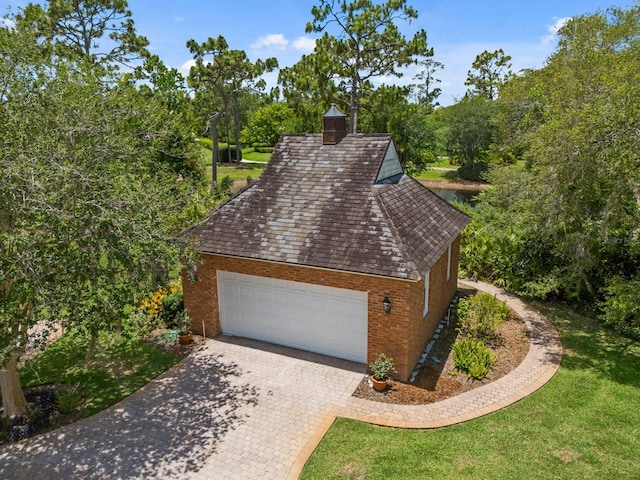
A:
[182, 235, 462, 381]
[406, 234, 462, 374]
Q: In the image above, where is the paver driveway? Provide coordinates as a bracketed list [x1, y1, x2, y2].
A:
[0, 337, 365, 480]
[0, 280, 562, 479]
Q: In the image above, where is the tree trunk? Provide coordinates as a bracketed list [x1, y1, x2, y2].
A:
[85, 332, 98, 361]
[0, 352, 27, 418]
[151, 259, 168, 286]
[210, 112, 222, 187]
[233, 93, 241, 164]
[224, 113, 232, 163]
[349, 71, 359, 133]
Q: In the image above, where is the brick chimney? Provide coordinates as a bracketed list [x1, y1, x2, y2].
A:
[322, 104, 347, 145]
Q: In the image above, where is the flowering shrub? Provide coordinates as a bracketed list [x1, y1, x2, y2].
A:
[139, 280, 182, 323]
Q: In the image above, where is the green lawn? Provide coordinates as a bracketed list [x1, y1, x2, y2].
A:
[415, 169, 459, 181]
[200, 146, 267, 183]
[20, 332, 180, 417]
[430, 157, 456, 169]
[301, 303, 640, 479]
[208, 163, 266, 183]
[242, 149, 271, 162]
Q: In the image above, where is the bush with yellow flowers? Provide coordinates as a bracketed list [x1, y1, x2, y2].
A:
[139, 280, 183, 327]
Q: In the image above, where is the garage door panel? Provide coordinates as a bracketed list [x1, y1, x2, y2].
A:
[217, 270, 367, 363]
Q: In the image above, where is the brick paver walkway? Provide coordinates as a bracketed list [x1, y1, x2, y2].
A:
[289, 280, 563, 477]
[0, 281, 561, 480]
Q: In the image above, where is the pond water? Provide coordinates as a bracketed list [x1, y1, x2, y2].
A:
[429, 187, 481, 206]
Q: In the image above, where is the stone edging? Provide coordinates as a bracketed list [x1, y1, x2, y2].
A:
[288, 280, 563, 478]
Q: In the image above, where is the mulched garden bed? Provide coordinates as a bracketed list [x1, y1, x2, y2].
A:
[353, 292, 530, 405]
[0, 384, 85, 444]
[142, 328, 207, 358]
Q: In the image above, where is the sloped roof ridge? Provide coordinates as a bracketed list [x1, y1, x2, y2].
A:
[372, 187, 421, 281]
[406, 175, 472, 215]
[183, 179, 258, 236]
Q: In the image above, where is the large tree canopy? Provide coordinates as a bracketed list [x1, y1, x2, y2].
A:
[465, 49, 512, 100]
[240, 103, 301, 147]
[462, 5, 640, 331]
[442, 95, 497, 179]
[0, 14, 207, 417]
[304, 0, 429, 133]
[16, 0, 149, 67]
[278, 51, 341, 133]
[187, 35, 277, 182]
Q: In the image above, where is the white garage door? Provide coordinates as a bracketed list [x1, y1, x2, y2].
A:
[217, 271, 368, 363]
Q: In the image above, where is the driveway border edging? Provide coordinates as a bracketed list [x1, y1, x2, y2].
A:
[288, 279, 563, 478]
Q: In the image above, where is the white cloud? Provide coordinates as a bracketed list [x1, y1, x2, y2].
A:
[541, 17, 571, 45]
[3, 17, 15, 28]
[174, 16, 184, 22]
[179, 59, 197, 76]
[179, 58, 214, 78]
[251, 33, 288, 51]
[292, 36, 316, 53]
[431, 16, 573, 107]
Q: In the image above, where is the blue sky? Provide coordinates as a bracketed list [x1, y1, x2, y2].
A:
[2, 0, 636, 105]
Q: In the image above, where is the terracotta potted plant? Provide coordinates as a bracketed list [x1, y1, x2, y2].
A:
[176, 309, 193, 345]
[369, 353, 396, 392]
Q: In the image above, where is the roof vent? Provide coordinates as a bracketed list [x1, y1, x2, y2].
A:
[322, 104, 347, 145]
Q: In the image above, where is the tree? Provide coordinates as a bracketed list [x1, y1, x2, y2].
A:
[490, 68, 547, 165]
[134, 54, 186, 101]
[413, 57, 443, 109]
[16, 0, 149, 68]
[305, 0, 429, 133]
[395, 107, 440, 174]
[465, 49, 512, 100]
[464, 5, 640, 312]
[278, 51, 342, 133]
[517, 7, 640, 302]
[187, 36, 277, 183]
[357, 84, 409, 134]
[240, 103, 301, 146]
[443, 95, 497, 175]
[0, 21, 207, 417]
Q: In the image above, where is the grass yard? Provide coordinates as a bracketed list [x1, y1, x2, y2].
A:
[200, 146, 267, 183]
[301, 303, 640, 479]
[19, 332, 180, 417]
[216, 161, 266, 180]
[211, 163, 266, 183]
[430, 157, 456, 169]
[415, 169, 459, 182]
[242, 149, 271, 162]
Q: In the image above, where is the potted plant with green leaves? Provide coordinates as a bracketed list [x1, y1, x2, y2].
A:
[176, 309, 193, 345]
[369, 353, 396, 392]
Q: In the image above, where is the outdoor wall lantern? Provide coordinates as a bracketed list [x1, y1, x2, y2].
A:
[187, 265, 198, 283]
[382, 296, 391, 314]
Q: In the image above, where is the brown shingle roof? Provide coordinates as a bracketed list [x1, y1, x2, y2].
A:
[375, 175, 471, 276]
[189, 133, 470, 281]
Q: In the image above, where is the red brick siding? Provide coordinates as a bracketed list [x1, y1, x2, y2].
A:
[182, 235, 461, 381]
[406, 235, 462, 372]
